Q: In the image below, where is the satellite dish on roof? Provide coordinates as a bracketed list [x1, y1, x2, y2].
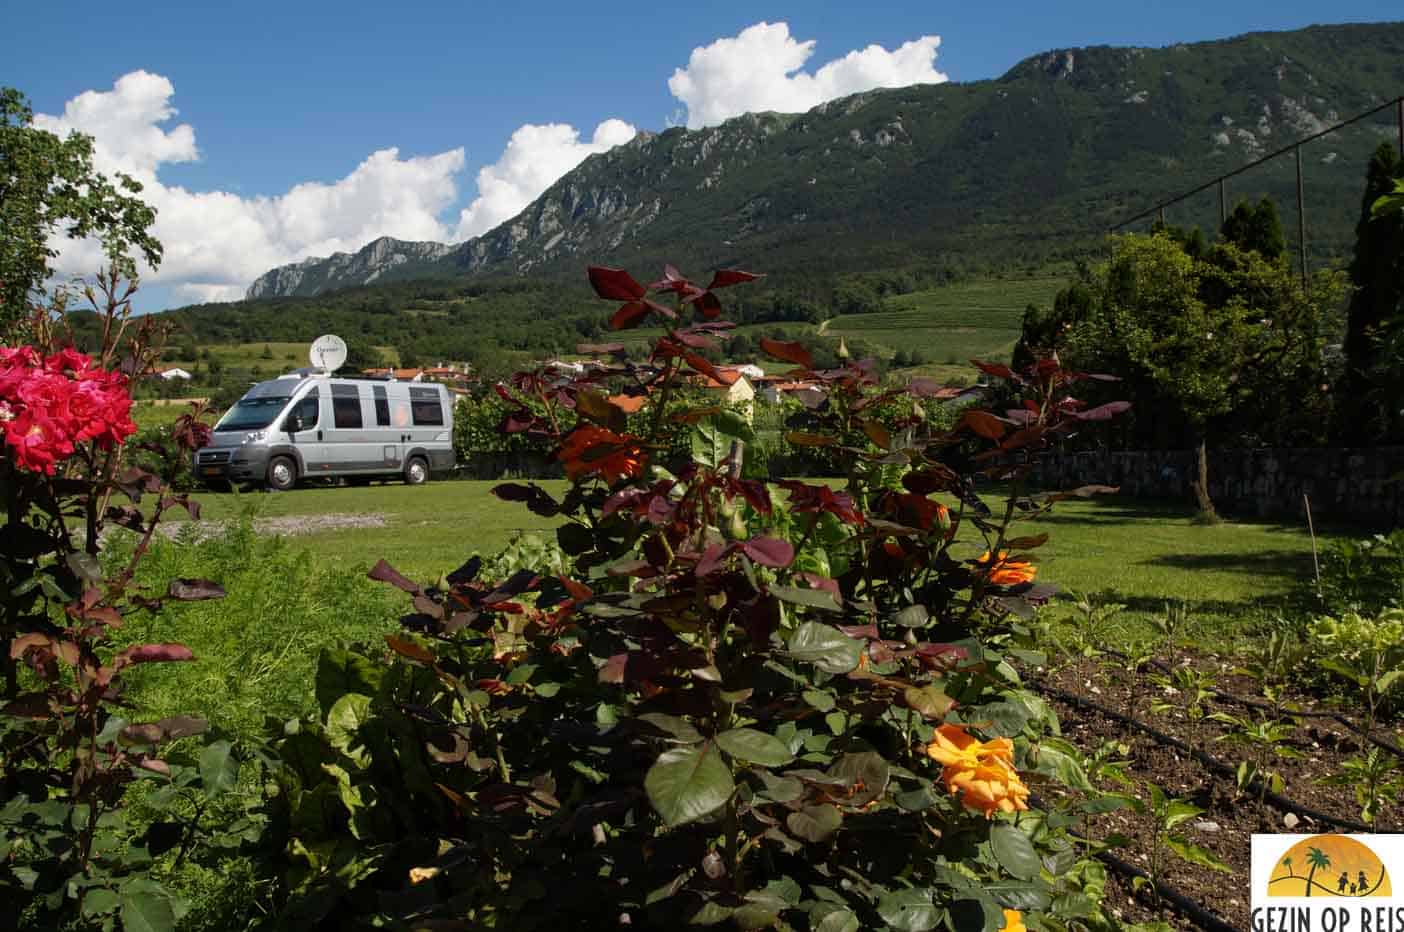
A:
[309, 334, 348, 373]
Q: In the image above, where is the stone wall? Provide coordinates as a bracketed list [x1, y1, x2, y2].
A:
[1027, 447, 1404, 527]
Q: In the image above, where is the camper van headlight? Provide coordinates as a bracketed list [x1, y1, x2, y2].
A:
[243, 430, 267, 444]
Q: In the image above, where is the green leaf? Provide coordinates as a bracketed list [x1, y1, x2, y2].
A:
[325, 693, 373, 766]
[1164, 799, 1203, 829]
[985, 881, 1053, 910]
[770, 584, 843, 611]
[644, 743, 734, 827]
[82, 888, 119, 917]
[892, 604, 929, 627]
[803, 689, 836, 712]
[829, 751, 891, 806]
[716, 728, 794, 766]
[198, 740, 239, 795]
[876, 888, 940, 932]
[786, 803, 842, 842]
[1165, 835, 1232, 873]
[756, 771, 803, 803]
[690, 901, 734, 925]
[990, 824, 1041, 881]
[315, 649, 382, 717]
[714, 409, 756, 443]
[811, 903, 861, 932]
[904, 685, 955, 720]
[120, 884, 176, 932]
[638, 713, 704, 744]
[1376, 669, 1402, 694]
[787, 622, 862, 673]
[1032, 742, 1094, 792]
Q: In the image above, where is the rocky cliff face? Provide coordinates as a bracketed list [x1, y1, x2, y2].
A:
[243, 22, 1404, 300]
[245, 237, 455, 298]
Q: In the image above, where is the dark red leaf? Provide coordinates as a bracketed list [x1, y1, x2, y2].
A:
[645, 298, 680, 320]
[759, 338, 814, 369]
[610, 301, 650, 330]
[692, 291, 722, 319]
[706, 269, 763, 290]
[386, 635, 436, 664]
[959, 410, 1007, 441]
[970, 360, 1018, 382]
[695, 542, 731, 577]
[1070, 401, 1132, 421]
[741, 537, 794, 568]
[684, 352, 721, 381]
[588, 266, 646, 301]
[369, 559, 420, 593]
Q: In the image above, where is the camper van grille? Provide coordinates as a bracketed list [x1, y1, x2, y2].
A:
[198, 450, 231, 464]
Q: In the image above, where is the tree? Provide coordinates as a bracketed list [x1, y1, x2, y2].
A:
[1219, 197, 1287, 261]
[1048, 231, 1340, 517]
[1337, 143, 1404, 443]
[0, 87, 162, 328]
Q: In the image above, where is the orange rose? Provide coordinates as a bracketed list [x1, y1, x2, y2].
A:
[925, 724, 1030, 817]
[976, 550, 1036, 586]
[557, 425, 647, 484]
[1000, 909, 1026, 932]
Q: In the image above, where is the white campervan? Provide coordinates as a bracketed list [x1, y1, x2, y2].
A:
[194, 371, 455, 490]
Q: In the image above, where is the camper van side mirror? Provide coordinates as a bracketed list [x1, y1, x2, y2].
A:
[284, 414, 302, 433]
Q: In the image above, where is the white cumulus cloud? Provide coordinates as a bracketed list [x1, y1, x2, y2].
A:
[451, 119, 637, 240]
[667, 22, 947, 129]
[34, 72, 468, 304]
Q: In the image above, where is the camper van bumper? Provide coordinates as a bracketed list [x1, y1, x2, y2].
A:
[193, 445, 270, 484]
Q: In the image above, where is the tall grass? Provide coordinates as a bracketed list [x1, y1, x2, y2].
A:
[110, 513, 399, 741]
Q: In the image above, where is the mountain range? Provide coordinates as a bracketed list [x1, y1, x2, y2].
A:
[244, 21, 1404, 301]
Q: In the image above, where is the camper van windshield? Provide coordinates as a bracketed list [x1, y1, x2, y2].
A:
[214, 396, 291, 431]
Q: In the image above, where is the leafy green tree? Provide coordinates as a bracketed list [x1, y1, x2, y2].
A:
[342, 340, 383, 373]
[1337, 143, 1404, 443]
[1220, 197, 1287, 260]
[0, 87, 162, 327]
[1051, 232, 1340, 516]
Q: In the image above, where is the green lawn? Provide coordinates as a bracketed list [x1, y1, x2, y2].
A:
[180, 480, 568, 580]
[122, 479, 1336, 746]
[181, 479, 1327, 621]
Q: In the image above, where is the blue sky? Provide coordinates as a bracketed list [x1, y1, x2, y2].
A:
[9, 0, 1400, 310]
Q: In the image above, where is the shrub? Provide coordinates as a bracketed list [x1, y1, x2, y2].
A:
[264, 264, 1131, 929]
[1, 278, 244, 929]
[1316, 529, 1404, 614]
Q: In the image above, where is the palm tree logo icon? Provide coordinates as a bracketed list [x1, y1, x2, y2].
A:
[1268, 837, 1390, 898]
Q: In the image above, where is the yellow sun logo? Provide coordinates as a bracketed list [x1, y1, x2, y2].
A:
[1268, 836, 1391, 898]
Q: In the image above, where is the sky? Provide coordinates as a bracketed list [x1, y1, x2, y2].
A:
[9, 0, 1400, 312]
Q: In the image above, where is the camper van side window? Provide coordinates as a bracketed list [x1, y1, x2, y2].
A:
[409, 387, 444, 427]
[332, 383, 363, 429]
[373, 385, 390, 426]
[288, 388, 319, 430]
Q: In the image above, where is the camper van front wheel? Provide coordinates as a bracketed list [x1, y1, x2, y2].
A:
[404, 457, 429, 486]
[267, 456, 297, 492]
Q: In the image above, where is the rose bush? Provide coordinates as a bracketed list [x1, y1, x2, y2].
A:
[266, 264, 1136, 930]
[1, 276, 239, 931]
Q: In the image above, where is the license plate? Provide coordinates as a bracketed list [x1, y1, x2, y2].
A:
[203, 467, 222, 476]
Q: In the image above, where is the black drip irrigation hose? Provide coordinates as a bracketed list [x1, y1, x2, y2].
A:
[1027, 792, 1243, 932]
[1097, 850, 1242, 932]
[1129, 652, 1404, 762]
[1031, 679, 1375, 834]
